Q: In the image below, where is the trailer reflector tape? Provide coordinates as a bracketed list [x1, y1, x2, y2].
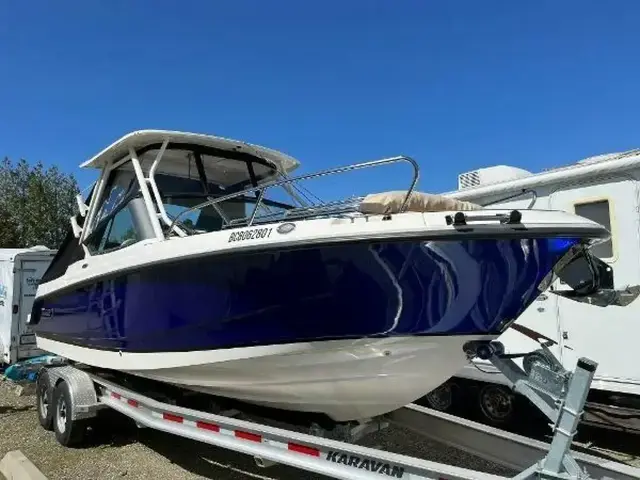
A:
[288, 443, 320, 457]
[196, 421, 220, 432]
[235, 430, 262, 442]
[103, 388, 409, 478]
[162, 413, 183, 423]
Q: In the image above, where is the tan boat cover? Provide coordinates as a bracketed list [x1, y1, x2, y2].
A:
[358, 190, 482, 215]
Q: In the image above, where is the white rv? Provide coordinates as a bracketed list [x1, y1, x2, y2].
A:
[0, 246, 56, 365]
[428, 148, 640, 434]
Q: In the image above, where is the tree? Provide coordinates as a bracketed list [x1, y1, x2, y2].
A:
[0, 157, 80, 249]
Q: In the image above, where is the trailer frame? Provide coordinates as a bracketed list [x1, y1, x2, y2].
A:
[33, 340, 640, 480]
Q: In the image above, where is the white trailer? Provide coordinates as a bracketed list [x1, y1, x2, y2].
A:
[32, 334, 640, 479]
[426, 149, 640, 434]
[0, 247, 56, 365]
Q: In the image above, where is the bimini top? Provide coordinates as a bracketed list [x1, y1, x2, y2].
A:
[79, 129, 301, 175]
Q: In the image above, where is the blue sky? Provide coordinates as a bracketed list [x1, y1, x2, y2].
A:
[1, 1, 639, 200]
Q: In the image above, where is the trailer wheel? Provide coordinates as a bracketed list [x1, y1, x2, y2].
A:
[478, 384, 514, 425]
[36, 370, 53, 431]
[52, 381, 88, 447]
[424, 382, 455, 411]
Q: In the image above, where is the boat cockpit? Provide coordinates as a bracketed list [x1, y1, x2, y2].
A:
[82, 142, 302, 255]
[69, 132, 419, 258]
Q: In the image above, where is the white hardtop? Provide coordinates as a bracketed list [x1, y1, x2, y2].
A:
[79, 129, 301, 175]
[445, 148, 640, 200]
[0, 246, 54, 262]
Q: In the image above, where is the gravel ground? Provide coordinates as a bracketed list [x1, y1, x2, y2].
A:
[0, 379, 516, 480]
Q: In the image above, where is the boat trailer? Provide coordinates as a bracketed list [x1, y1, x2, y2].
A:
[27, 340, 639, 480]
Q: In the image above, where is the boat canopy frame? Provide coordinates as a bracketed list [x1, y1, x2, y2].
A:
[75, 137, 421, 253]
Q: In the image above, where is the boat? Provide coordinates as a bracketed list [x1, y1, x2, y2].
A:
[28, 129, 611, 423]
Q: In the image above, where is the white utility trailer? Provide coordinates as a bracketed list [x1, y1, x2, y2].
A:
[34, 334, 640, 479]
[427, 149, 640, 434]
[0, 247, 56, 365]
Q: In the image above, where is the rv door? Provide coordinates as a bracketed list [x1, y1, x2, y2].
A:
[549, 176, 640, 383]
[13, 257, 49, 362]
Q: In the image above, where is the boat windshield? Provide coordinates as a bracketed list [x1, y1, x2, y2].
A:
[155, 172, 297, 234]
[82, 146, 419, 252]
[83, 147, 300, 252]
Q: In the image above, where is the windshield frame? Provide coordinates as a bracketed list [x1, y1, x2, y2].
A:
[143, 142, 292, 237]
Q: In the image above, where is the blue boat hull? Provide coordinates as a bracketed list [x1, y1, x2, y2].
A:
[34, 237, 580, 353]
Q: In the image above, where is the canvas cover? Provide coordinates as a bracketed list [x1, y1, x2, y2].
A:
[358, 190, 482, 215]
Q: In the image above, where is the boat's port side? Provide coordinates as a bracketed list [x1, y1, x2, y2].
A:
[31, 341, 640, 480]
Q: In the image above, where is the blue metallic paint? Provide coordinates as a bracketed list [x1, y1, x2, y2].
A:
[35, 237, 579, 352]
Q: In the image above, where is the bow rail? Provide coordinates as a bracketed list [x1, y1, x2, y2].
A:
[167, 155, 420, 236]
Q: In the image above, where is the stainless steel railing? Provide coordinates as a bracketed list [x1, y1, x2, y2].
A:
[167, 155, 420, 236]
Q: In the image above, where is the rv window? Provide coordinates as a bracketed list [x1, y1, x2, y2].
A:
[574, 200, 613, 258]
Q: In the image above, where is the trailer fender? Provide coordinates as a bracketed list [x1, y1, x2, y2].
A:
[45, 365, 100, 421]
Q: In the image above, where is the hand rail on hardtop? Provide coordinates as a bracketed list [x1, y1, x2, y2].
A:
[167, 155, 420, 236]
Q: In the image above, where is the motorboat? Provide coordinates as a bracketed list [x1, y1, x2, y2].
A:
[29, 130, 611, 423]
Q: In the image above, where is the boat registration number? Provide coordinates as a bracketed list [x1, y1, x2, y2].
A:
[228, 227, 273, 243]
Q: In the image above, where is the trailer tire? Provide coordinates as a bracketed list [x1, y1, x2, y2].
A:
[52, 381, 88, 447]
[477, 384, 515, 426]
[36, 370, 53, 431]
[424, 381, 460, 412]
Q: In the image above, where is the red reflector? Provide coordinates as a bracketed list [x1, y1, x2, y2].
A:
[196, 421, 220, 432]
[127, 399, 139, 407]
[235, 430, 261, 442]
[162, 413, 183, 423]
[111, 392, 121, 400]
[288, 443, 320, 457]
